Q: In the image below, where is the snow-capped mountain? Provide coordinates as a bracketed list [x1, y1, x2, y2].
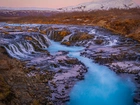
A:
[58, 0, 139, 11]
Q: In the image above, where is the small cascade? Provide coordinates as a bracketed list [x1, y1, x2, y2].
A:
[31, 34, 50, 49]
[61, 30, 75, 42]
[88, 29, 96, 34]
[62, 33, 73, 42]
[5, 41, 36, 59]
[46, 30, 53, 38]
[108, 39, 118, 46]
[3, 34, 50, 59]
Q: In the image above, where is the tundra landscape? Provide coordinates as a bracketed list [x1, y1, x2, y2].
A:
[0, 0, 140, 105]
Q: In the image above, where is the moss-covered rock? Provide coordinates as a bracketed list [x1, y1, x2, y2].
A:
[65, 59, 79, 64]
[40, 30, 47, 34]
[24, 36, 33, 41]
[71, 32, 93, 42]
[61, 41, 71, 46]
[49, 29, 71, 41]
[58, 29, 70, 38]
[3, 31, 9, 35]
[94, 39, 104, 45]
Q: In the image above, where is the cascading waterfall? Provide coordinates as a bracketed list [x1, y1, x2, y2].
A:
[5, 41, 36, 59]
[3, 33, 50, 60]
[61, 31, 75, 42]
[32, 34, 50, 49]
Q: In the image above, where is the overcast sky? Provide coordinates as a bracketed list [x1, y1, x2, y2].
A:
[0, 0, 140, 8]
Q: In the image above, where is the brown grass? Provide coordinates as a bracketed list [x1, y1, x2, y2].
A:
[1, 8, 140, 41]
[0, 75, 11, 100]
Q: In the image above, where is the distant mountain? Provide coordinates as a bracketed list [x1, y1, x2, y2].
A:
[0, 7, 57, 11]
[58, 0, 139, 11]
[0, 7, 59, 17]
[0, 0, 139, 15]
[0, 10, 57, 17]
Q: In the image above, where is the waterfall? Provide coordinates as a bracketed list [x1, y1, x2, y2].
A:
[3, 34, 50, 60]
[5, 41, 36, 59]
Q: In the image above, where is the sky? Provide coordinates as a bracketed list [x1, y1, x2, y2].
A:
[0, 0, 140, 8]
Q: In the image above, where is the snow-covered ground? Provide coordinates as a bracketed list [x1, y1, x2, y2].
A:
[58, 0, 139, 12]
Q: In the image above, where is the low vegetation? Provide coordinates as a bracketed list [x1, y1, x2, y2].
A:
[0, 8, 140, 41]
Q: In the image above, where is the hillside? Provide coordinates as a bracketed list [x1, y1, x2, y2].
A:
[58, 0, 139, 11]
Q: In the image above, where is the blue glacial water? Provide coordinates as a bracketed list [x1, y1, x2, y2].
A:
[47, 40, 84, 53]
[68, 52, 135, 105]
[47, 40, 135, 105]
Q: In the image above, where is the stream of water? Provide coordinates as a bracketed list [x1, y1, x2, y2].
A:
[47, 40, 135, 105]
[68, 52, 135, 105]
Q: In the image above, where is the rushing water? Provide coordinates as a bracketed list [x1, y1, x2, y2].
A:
[68, 52, 135, 105]
[1, 24, 136, 105]
[47, 40, 135, 105]
[47, 40, 84, 53]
